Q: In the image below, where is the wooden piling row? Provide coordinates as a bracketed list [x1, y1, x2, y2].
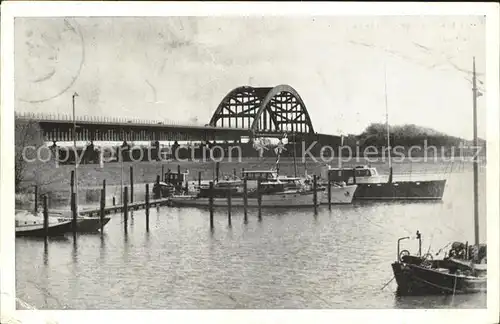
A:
[34, 185, 38, 214]
[215, 162, 220, 182]
[145, 183, 150, 231]
[124, 187, 128, 229]
[327, 178, 332, 210]
[70, 170, 75, 197]
[257, 178, 262, 220]
[209, 181, 214, 229]
[155, 175, 160, 199]
[227, 186, 232, 226]
[313, 175, 318, 215]
[243, 176, 248, 223]
[100, 189, 105, 233]
[130, 166, 134, 203]
[43, 195, 49, 237]
[71, 192, 77, 235]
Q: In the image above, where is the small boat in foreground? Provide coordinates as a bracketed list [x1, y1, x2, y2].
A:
[15, 210, 73, 237]
[49, 210, 112, 233]
[390, 58, 486, 296]
[391, 232, 487, 295]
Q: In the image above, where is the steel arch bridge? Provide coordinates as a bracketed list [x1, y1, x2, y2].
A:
[208, 85, 315, 136]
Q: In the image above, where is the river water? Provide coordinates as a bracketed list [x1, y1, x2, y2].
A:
[15, 170, 487, 309]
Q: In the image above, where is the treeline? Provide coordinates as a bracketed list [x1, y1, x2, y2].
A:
[342, 123, 487, 157]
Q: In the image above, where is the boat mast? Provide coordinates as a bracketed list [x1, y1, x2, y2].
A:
[472, 57, 479, 248]
[384, 64, 393, 183]
[340, 134, 344, 169]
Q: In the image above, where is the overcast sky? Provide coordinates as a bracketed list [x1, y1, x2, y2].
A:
[15, 16, 486, 139]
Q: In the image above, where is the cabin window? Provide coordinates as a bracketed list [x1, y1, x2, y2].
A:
[356, 170, 370, 177]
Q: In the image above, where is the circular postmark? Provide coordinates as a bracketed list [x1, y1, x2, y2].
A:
[15, 18, 85, 103]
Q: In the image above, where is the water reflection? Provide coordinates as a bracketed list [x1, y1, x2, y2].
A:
[43, 239, 49, 266]
[15, 171, 487, 309]
[393, 293, 487, 309]
[71, 237, 78, 264]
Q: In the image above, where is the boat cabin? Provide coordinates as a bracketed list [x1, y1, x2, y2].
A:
[165, 172, 189, 186]
[241, 170, 278, 181]
[321, 165, 380, 184]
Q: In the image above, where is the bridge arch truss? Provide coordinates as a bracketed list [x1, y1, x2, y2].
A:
[209, 85, 315, 135]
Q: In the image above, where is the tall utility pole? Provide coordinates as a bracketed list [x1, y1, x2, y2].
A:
[384, 64, 392, 183]
[472, 57, 479, 249]
[72, 92, 79, 214]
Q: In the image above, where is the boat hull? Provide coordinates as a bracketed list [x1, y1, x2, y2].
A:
[353, 180, 446, 201]
[67, 217, 112, 233]
[319, 184, 357, 204]
[391, 261, 486, 295]
[171, 191, 320, 208]
[16, 220, 73, 237]
[51, 211, 112, 232]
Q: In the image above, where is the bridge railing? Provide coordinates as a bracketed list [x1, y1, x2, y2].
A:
[15, 111, 204, 127]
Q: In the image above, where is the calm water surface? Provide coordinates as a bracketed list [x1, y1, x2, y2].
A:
[15, 170, 487, 309]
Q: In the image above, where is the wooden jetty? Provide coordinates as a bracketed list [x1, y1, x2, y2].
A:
[79, 197, 171, 217]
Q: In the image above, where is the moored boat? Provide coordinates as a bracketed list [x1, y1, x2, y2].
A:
[49, 209, 112, 233]
[170, 190, 320, 208]
[390, 58, 486, 296]
[391, 232, 487, 295]
[15, 210, 73, 237]
[321, 165, 446, 201]
[170, 179, 322, 208]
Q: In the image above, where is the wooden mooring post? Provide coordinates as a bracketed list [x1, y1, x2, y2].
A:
[130, 166, 134, 203]
[327, 178, 332, 210]
[161, 165, 165, 182]
[113, 196, 116, 206]
[70, 170, 75, 197]
[34, 185, 38, 214]
[100, 189, 105, 233]
[227, 186, 232, 226]
[43, 195, 49, 238]
[123, 187, 129, 229]
[243, 176, 248, 223]
[215, 162, 220, 182]
[257, 178, 262, 221]
[313, 175, 318, 215]
[145, 183, 150, 231]
[198, 171, 202, 188]
[155, 175, 161, 199]
[71, 192, 77, 235]
[209, 181, 214, 229]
